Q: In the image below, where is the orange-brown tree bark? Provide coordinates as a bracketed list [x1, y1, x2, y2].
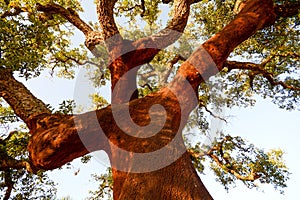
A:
[2, 0, 296, 199]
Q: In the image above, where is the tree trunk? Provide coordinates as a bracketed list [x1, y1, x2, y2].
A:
[113, 152, 213, 200]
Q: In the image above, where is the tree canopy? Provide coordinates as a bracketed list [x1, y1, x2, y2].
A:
[0, 0, 299, 199]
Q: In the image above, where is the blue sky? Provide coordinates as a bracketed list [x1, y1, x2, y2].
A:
[18, 1, 300, 199]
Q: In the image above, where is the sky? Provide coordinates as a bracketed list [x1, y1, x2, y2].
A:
[17, 1, 300, 200]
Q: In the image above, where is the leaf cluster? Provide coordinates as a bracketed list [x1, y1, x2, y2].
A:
[0, 131, 57, 199]
[0, 0, 86, 79]
[87, 168, 113, 200]
[190, 134, 290, 194]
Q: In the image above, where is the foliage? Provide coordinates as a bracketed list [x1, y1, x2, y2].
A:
[0, 129, 57, 199]
[0, 0, 86, 79]
[56, 100, 76, 114]
[89, 94, 109, 110]
[0, 169, 57, 199]
[87, 168, 113, 200]
[0, 99, 19, 129]
[198, 134, 289, 193]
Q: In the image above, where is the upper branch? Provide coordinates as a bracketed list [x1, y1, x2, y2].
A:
[36, 3, 92, 35]
[171, 0, 277, 94]
[96, 0, 122, 50]
[36, 3, 103, 56]
[127, 0, 192, 68]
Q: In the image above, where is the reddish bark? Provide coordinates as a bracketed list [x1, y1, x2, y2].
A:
[1, 0, 288, 199]
[113, 152, 213, 200]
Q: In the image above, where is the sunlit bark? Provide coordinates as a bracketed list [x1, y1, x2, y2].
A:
[1, 0, 292, 199]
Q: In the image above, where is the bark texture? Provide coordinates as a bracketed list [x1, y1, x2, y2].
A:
[0, 67, 51, 122]
[0, 0, 290, 199]
[113, 152, 213, 200]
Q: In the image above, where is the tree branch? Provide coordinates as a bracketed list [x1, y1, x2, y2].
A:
[225, 60, 300, 91]
[118, 0, 146, 17]
[127, 0, 192, 68]
[36, 3, 103, 57]
[274, 1, 300, 18]
[162, 54, 186, 85]
[139, 70, 157, 81]
[105, 0, 193, 103]
[0, 131, 18, 144]
[198, 102, 228, 123]
[27, 92, 183, 170]
[0, 67, 51, 126]
[167, 0, 277, 107]
[202, 136, 262, 182]
[0, 157, 33, 172]
[36, 3, 91, 36]
[3, 170, 13, 200]
[0, 6, 23, 18]
[140, 83, 153, 92]
[209, 154, 261, 181]
[96, 0, 122, 50]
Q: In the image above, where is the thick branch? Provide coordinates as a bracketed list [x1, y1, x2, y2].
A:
[96, 0, 122, 50]
[103, 0, 192, 89]
[27, 113, 99, 169]
[0, 67, 51, 125]
[28, 91, 183, 170]
[170, 0, 277, 101]
[36, 3, 91, 35]
[127, 0, 192, 68]
[105, 0, 192, 104]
